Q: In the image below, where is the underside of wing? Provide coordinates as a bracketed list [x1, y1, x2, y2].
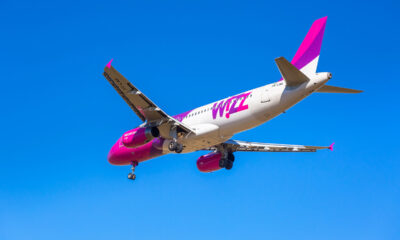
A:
[103, 60, 169, 121]
[209, 139, 333, 152]
[103, 59, 193, 134]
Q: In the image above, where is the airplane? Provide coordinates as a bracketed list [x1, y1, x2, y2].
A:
[103, 16, 362, 180]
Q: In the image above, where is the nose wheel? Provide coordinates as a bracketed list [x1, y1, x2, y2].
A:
[128, 173, 136, 180]
[127, 161, 138, 180]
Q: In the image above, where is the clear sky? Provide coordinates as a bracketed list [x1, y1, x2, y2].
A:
[1, 0, 399, 239]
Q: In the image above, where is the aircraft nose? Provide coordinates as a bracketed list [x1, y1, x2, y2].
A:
[107, 138, 138, 165]
[107, 143, 119, 165]
[107, 140, 130, 166]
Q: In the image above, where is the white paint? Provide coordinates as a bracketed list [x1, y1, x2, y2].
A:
[165, 68, 332, 153]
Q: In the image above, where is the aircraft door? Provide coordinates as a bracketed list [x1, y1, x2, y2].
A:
[261, 87, 270, 103]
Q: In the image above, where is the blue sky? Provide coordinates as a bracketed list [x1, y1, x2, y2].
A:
[1, 0, 399, 239]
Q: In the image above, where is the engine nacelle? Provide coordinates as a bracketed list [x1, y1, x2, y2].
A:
[121, 127, 160, 148]
[196, 152, 222, 173]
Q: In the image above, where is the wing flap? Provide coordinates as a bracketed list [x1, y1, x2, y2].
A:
[212, 139, 331, 152]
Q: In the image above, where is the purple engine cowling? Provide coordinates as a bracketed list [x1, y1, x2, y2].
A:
[196, 152, 222, 173]
[121, 127, 160, 148]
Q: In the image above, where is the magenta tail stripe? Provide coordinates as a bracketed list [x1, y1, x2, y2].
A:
[278, 17, 327, 81]
[291, 16, 327, 70]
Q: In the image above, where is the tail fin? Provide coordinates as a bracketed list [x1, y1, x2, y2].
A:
[291, 16, 327, 76]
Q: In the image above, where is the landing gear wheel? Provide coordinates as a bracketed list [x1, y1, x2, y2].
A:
[228, 152, 235, 162]
[225, 160, 233, 170]
[219, 156, 234, 170]
[175, 144, 183, 153]
[169, 141, 183, 153]
[127, 161, 138, 180]
[127, 173, 136, 180]
[168, 141, 178, 151]
[219, 158, 226, 168]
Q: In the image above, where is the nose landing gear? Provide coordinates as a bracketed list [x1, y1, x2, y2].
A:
[127, 161, 138, 180]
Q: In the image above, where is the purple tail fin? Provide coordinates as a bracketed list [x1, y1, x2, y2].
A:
[291, 17, 327, 75]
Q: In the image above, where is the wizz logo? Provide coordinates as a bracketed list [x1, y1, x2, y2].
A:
[212, 92, 251, 119]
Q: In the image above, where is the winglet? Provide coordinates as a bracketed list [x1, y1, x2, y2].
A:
[329, 142, 335, 151]
[106, 59, 113, 69]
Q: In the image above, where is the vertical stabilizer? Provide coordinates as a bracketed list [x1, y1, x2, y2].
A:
[291, 17, 327, 76]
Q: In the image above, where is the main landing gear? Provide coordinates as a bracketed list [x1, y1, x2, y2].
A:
[219, 152, 235, 170]
[128, 161, 138, 180]
[168, 140, 183, 153]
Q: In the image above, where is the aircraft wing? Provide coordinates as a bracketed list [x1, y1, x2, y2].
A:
[208, 139, 333, 152]
[103, 60, 193, 133]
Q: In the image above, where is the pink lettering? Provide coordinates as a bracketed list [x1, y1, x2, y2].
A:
[212, 92, 251, 119]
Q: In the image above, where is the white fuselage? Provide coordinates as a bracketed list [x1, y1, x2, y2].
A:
[163, 72, 331, 153]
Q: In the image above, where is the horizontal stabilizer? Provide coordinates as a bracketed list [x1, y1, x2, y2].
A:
[316, 85, 363, 93]
[275, 57, 309, 86]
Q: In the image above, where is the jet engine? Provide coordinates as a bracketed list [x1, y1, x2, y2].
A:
[121, 127, 160, 148]
[196, 152, 222, 173]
